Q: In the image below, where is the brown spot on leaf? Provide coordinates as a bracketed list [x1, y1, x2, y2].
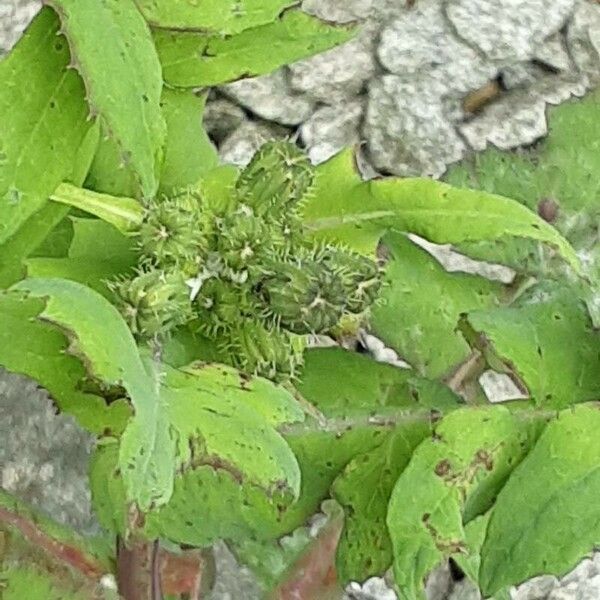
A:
[435, 459, 452, 477]
[537, 197, 560, 223]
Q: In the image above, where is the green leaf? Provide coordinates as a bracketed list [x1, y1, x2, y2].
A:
[0, 114, 99, 289]
[445, 90, 600, 322]
[370, 233, 507, 378]
[158, 88, 219, 196]
[0, 291, 130, 434]
[0, 567, 87, 600]
[135, 0, 295, 34]
[460, 287, 600, 408]
[155, 9, 355, 87]
[303, 148, 580, 273]
[480, 405, 600, 595]
[50, 182, 144, 233]
[452, 511, 491, 583]
[11, 277, 175, 510]
[91, 361, 303, 544]
[0, 7, 91, 245]
[278, 409, 440, 538]
[25, 216, 138, 297]
[84, 126, 140, 198]
[332, 423, 431, 583]
[387, 407, 541, 600]
[46, 0, 166, 198]
[298, 346, 462, 416]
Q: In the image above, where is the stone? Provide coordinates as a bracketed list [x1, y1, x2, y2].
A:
[203, 98, 247, 145]
[0, 369, 97, 534]
[0, 0, 40, 54]
[512, 575, 559, 599]
[501, 63, 551, 90]
[446, 0, 577, 63]
[364, 74, 467, 177]
[210, 541, 262, 600]
[409, 235, 516, 283]
[479, 371, 529, 403]
[535, 33, 574, 72]
[300, 100, 364, 164]
[344, 577, 398, 600]
[378, 1, 496, 96]
[288, 25, 378, 104]
[459, 73, 588, 151]
[548, 575, 600, 600]
[448, 579, 482, 600]
[566, 0, 600, 81]
[219, 121, 290, 167]
[425, 561, 453, 600]
[561, 559, 595, 585]
[220, 70, 314, 126]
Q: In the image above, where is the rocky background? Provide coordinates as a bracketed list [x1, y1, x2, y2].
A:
[1, 1, 600, 599]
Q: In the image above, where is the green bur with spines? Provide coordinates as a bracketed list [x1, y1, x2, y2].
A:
[110, 141, 381, 380]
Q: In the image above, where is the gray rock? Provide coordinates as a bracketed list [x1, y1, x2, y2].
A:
[548, 575, 600, 600]
[535, 33, 574, 72]
[289, 24, 378, 104]
[446, 0, 577, 62]
[300, 99, 364, 164]
[0, 0, 40, 53]
[448, 579, 482, 600]
[501, 63, 551, 90]
[345, 577, 398, 600]
[566, 0, 600, 81]
[425, 562, 453, 600]
[365, 74, 467, 177]
[208, 541, 262, 600]
[0, 369, 97, 534]
[220, 70, 314, 126]
[479, 370, 529, 403]
[378, 0, 496, 95]
[459, 72, 588, 151]
[512, 575, 559, 599]
[561, 559, 595, 585]
[219, 120, 290, 167]
[203, 98, 247, 145]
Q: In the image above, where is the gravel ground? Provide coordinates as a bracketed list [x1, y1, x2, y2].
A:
[1, 2, 600, 599]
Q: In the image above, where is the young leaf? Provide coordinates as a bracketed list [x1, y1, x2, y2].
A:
[480, 405, 600, 595]
[158, 88, 219, 196]
[11, 277, 175, 510]
[370, 233, 506, 378]
[135, 0, 295, 34]
[0, 7, 91, 245]
[45, 0, 166, 198]
[154, 10, 355, 87]
[303, 148, 580, 273]
[387, 407, 541, 600]
[460, 287, 600, 408]
[50, 183, 143, 234]
[0, 291, 130, 434]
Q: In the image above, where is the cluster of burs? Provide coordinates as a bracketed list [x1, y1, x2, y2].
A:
[111, 141, 381, 380]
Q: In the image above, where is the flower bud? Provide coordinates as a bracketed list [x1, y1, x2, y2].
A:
[139, 193, 206, 270]
[235, 141, 314, 218]
[226, 321, 305, 381]
[320, 246, 382, 313]
[256, 260, 345, 334]
[110, 268, 192, 338]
